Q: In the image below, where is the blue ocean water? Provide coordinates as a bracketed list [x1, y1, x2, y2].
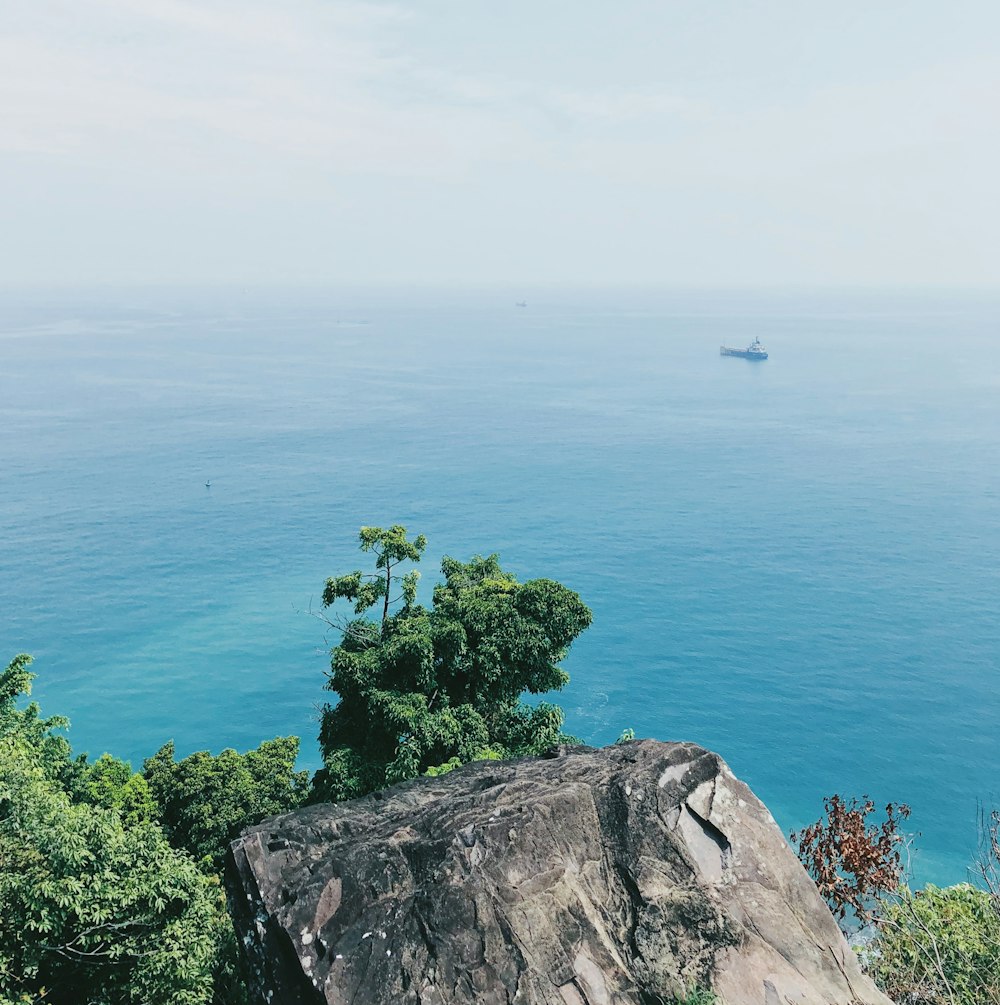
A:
[2, 286, 998, 886]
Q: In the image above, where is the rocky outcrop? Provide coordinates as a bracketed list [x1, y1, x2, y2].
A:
[226, 740, 893, 1005]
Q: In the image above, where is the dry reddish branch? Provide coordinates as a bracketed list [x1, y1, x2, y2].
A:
[792, 794, 911, 922]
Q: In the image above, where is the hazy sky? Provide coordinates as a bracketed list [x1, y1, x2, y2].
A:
[2, 1, 998, 286]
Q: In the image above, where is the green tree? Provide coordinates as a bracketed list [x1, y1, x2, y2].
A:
[0, 653, 88, 797]
[0, 655, 218, 1005]
[322, 523, 427, 627]
[144, 737, 309, 870]
[81, 752, 157, 827]
[314, 527, 592, 802]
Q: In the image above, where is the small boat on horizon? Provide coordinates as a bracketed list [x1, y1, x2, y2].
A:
[720, 337, 768, 360]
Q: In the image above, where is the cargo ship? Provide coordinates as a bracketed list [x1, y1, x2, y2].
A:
[720, 337, 768, 360]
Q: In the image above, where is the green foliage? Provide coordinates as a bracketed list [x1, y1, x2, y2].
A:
[314, 529, 592, 801]
[865, 883, 1000, 1004]
[0, 655, 218, 1005]
[82, 752, 157, 827]
[616, 728, 636, 744]
[144, 737, 310, 870]
[203, 880, 255, 1005]
[423, 747, 503, 777]
[670, 987, 717, 1005]
[322, 524, 426, 623]
[0, 653, 83, 794]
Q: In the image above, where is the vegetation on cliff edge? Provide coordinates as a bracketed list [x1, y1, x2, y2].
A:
[9, 523, 998, 1004]
[796, 793, 1000, 1004]
[312, 525, 592, 801]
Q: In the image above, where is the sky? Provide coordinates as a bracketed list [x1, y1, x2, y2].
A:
[1, 0, 998, 287]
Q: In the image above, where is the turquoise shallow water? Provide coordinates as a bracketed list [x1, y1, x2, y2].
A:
[2, 286, 999, 886]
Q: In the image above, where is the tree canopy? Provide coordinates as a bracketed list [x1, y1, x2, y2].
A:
[314, 526, 592, 801]
[144, 737, 309, 870]
[0, 655, 218, 1005]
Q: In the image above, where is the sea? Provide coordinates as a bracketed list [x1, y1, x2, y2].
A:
[2, 285, 998, 888]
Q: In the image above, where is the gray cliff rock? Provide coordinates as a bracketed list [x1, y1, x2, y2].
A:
[226, 740, 893, 1005]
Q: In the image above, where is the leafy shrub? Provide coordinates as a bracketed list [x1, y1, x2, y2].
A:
[865, 883, 1000, 1004]
[144, 737, 309, 870]
[670, 986, 717, 1005]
